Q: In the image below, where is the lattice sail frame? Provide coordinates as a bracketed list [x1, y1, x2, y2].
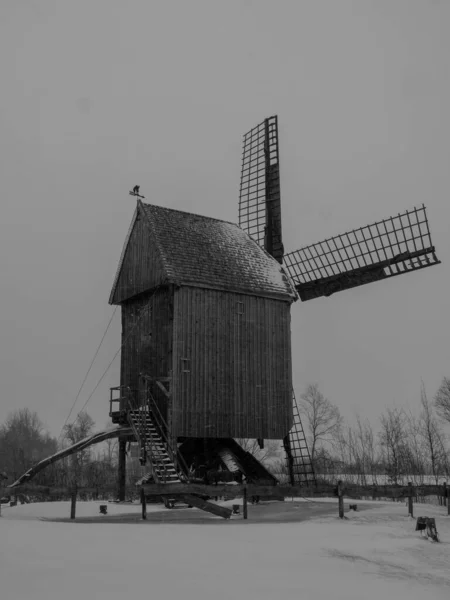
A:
[238, 115, 283, 262]
[284, 205, 440, 301]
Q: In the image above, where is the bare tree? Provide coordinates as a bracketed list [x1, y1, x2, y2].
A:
[0, 409, 57, 482]
[379, 407, 410, 484]
[404, 410, 426, 484]
[63, 411, 95, 486]
[350, 415, 379, 485]
[299, 383, 342, 463]
[434, 377, 450, 424]
[419, 382, 449, 483]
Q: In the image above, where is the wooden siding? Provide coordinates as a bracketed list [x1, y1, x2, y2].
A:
[120, 288, 173, 423]
[111, 215, 167, 305]
[171, 287, 293, 439]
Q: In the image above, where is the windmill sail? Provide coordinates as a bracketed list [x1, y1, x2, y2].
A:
[284, 205, 440, 301]
[238, 115, 283, 263]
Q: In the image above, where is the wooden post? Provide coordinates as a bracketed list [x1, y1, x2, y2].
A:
[140, 487, 147, 520]
[408, 481, 413, 518]
[70, 484, 77, 520]
[117, 439, 127, 501]
[338, 480, 344, 519]
[243, 486, 248, 520]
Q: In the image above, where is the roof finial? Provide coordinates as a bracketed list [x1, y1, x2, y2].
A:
[129, 185, 145, 199]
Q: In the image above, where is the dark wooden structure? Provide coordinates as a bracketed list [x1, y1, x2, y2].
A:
[109, 202, 296, 441]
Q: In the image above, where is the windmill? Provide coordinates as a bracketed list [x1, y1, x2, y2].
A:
[9, 116, 440, 516]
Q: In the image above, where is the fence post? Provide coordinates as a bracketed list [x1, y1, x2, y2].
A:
[408, 481, 413, 518]
[243, 486, 248, 520]
[442, 482, 447, 508]
[70, 483, 77, 520]
[140, 488, 147, 520]
[338, 480, 344, 519]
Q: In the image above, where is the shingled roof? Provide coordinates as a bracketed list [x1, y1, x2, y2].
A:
[109, 202, 297, 303]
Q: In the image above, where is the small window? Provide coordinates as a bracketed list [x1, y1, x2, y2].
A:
[236, 302, 245, 315]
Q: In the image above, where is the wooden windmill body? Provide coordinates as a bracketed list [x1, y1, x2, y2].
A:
[108, 202, 300, 487]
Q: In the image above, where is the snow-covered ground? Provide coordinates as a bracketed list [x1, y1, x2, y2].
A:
[1, 499, 449, 599]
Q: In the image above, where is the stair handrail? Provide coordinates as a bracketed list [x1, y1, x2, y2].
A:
[146, 389, 191, 481]
[127, 404, 174, 483]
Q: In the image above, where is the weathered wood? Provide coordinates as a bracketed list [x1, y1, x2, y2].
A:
[120, 288, 173, 418]
[181, 495, 232, 519]
[172, 287, 293, 439]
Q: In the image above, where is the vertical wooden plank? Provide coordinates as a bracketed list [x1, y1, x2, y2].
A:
[117, 440, 127, 501]
[408, 481, 414, 517]
[141, 488, 147, 520]
[70, 484, 77, 520]
[338, 480, 344, 518]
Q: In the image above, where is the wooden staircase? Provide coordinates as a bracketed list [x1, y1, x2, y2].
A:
[128, 407, 181, 483]
[128, 402, 232, 519]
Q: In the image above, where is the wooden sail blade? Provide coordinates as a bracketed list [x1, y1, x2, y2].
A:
[284, 205, 441, 301]
[238, 115, 283, 262]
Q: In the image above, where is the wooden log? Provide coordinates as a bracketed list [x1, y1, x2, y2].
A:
[180, 495, 232, 519]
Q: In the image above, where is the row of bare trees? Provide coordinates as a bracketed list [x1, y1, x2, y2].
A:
[297, 379, 450, 485]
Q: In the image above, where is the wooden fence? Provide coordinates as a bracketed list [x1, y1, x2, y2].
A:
[4, 480, 449, 521]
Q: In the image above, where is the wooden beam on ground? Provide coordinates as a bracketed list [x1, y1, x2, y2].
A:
[180, 495, 232, 519]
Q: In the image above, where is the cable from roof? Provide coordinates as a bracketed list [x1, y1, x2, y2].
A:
[57, 306, 118, 443]
[60, 285, 162, 441]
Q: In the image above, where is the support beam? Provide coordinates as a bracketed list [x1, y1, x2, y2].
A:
[180, 495, 232, 519]
[117, 440, 127, 501]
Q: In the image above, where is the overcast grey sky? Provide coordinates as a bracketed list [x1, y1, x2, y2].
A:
[1, 0, 449, 436]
